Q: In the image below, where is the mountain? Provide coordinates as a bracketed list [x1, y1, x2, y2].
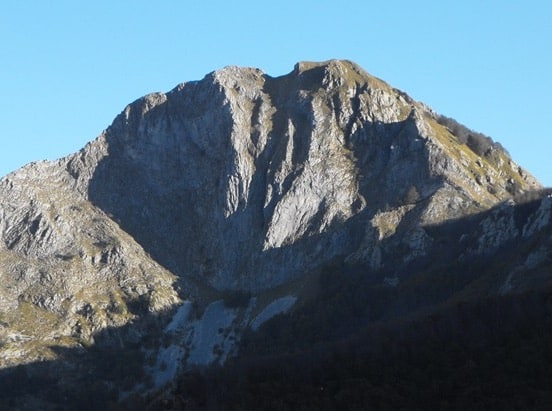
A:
[0, 60, 550, 409]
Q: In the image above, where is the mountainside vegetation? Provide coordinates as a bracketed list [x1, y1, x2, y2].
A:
[160, 287, 552, 410]
[435, 114, 504, 157]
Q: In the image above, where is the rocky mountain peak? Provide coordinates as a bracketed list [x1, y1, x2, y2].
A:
[12, 60, 542, 293]
[0, 61, 547, 404]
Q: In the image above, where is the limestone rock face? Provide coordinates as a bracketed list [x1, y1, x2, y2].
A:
[0, 160, 180, 368]
[0, 60, 545, 384]
[66, 60, 539, 291]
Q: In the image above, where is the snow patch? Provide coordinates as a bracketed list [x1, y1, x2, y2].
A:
[186, 300, 239, 366]
[147, 295, 296, 390]
[152, 345, 185, 388]
[240, 296, 257, 327]
[165, 301, 193, 333]
[146, 301, 193, 389]
[250, 296, 297, 331]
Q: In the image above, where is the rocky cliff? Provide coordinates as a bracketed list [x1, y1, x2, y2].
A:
[0, 60, 548, 407]
[63, 60, 540, 291]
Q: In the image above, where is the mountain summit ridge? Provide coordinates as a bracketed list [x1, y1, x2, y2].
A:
[79, 59, 539, 289]
[0, 60, 548, 407]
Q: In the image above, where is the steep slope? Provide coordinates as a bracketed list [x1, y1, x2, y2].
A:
[0, 60, 546, 407]
[72, 60, 538, 292]
[0, 160, 181, 368]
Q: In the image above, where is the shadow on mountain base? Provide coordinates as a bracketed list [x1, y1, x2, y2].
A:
[1, 194, 551, 410]
[0, 305, 176, 411]
[163, 288, 552, 410]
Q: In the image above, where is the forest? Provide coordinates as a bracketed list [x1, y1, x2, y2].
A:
[152, 286, 552, 410]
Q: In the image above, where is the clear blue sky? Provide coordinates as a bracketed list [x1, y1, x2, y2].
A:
[1, 1, 550, 186]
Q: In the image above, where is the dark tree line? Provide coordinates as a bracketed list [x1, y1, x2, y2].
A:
[435, 114, 505, 157]
[150, 287, 552, 410]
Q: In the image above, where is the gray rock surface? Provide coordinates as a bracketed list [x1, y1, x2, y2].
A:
[0, 59, 544, 381]
[0, 160, 180, 367]
[65, 60, 540, 292]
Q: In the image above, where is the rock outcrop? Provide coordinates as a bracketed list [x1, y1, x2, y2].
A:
[0, 160, 180, 368]
[0, 60, 547, 403]
[60, 60, 540, 292]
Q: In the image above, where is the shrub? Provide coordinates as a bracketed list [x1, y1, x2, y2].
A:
[435, 114, 500, 156]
